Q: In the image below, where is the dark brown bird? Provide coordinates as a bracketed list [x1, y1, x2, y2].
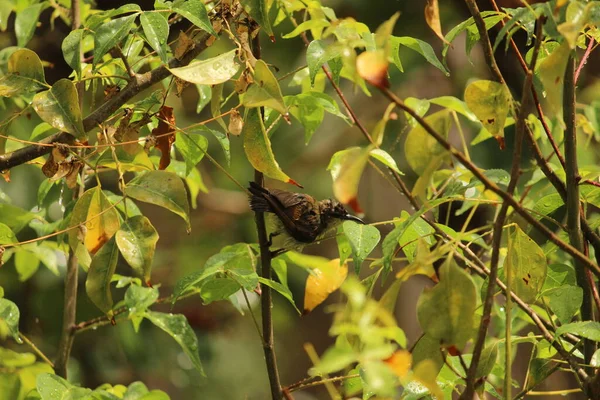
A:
[248, 182, 364, 255]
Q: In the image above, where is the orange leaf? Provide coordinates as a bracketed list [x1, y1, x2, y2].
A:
[384, 350, 412, 379]
[152, 106, 176, 170]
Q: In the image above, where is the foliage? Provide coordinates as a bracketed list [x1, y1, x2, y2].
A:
[1, 0, 600, 398]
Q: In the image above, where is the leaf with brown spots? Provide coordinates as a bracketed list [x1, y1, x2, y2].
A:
[151, 106, 176, 170]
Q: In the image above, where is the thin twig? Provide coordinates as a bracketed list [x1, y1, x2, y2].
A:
[286, 374, 360, 393]
[575, 38, 595, 83]
[19, 332, 54, 368]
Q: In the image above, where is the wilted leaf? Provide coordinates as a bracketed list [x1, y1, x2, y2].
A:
[242, 60, 287, 115]
[328, 146, 371, 213]
[243, 108, 300, 186]
[144, 311, 205, 374]
[424, 0, 450, 45]
[32, 79, 85, 138]
[304, 258, 348, 313]
[151, 106, 176, 170]
[228, 109, 243, 136]
[116, 216, 159, 284]
[464, 80, 510, 147]
[86, 235, 119, 316]
[168, 49, 240, 85]
[505, 225, 547, 303]
[126, 170, 191, 230]
[417, 261, 476, 350]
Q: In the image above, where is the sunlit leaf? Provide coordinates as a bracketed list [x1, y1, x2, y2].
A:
[141, 12, 169, 63]
[536, 41, 571, 117]
[93, 14, 138, 65]
[242, 60, 287, 115]
[464, 80, 510, 147]
[126, 170, 191, 230]
[417, 261, 476, 350]
[243, 108, 299, 186]
[32, 78, 85, 138]
[116, 216, 158, 284]
[306, 40, 341, 84]
[0, 223, 16, 245]
[391, 36, 449, 75]
[328, 146, 370, 213]
[556, 321, 600, 341]
[86, 235, 119, 316]
[343, 221, 380, 274]
[68, 187, 120, 255]
[369, 149, 402, 175]
[144, 311, 205, 375]
[173, 0, 215, 36]
[0, 48, 46, 97]
[304, 258, 348, 313]
[505, 225, 547, 303]
[0, 0, 13, 31]
[168, 49, 240, 85]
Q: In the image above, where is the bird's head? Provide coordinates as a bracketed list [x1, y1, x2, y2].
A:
[318, 199, 364, 225]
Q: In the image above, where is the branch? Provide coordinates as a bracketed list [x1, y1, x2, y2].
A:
[564, 54, 594, 368]
[251, 34, 283, 400]
[0, 10, 227, 171]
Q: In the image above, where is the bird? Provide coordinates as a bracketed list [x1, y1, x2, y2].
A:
[248, 182, 364, 257]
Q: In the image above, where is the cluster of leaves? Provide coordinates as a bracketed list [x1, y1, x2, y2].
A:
[2, 0, 600, 398]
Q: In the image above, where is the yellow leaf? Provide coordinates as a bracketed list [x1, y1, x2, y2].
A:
[328, 146, 371, 213]
[413, 359, 443, 399]
[464, 80, 510, 148]
[304, 258, 348, 313]
[537, 41, 571, 118]
[384, 350, 412, 379]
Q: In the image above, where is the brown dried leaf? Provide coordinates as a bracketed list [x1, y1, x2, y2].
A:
[175, 77, 189, 97]
[151, 106, 176, 170]
[228, 109, 243, 136]
[424, 0, 451, 45]
[104, 85, 121, 100]
[174, 31, 196, 60]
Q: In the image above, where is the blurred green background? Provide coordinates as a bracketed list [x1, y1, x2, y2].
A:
[2, 0, 597, 399]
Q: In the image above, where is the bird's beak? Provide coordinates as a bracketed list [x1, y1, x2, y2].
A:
[337, 213, 365, 224]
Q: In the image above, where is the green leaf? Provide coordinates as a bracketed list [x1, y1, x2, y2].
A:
[15, 3, 45, 47]
[505, 225, 547, 303]
[0, 48, 46, 97]
[411, 333, 445, 376]
[200, 278, 241, 304]
[241, 0, 274, 40]
[15, 248, 40, 281]
[172, 0, 216, 36]
[336, 225, 352, 265]
[286, 91, 348, 143]
[343, 221, 381, 274]
[258, 277, 299, 313]
[140, 12, 169, 63]
[93, 14, 138, 65]
[32, 78, 85, 138]
[0, 223, 17, 244]
[417, 261, 476, 350]
[556, 321, 600, 341]
[476, 341, 499, 378]
[0, 348, 36, 367]
[144, 311, 204, 375]
[282, 19, 329, 40]
[0, 0, 14, 31]
[243, 108, 298, 185]
[369, 149, 402, 175]
[0, 298, 20, 340]
[327, 146, 371, 212]
[536, 41, 571, 116]
[545, 285, 582, 324]
[306, 40, 340, 84]
[309, 346, 356, 376]
[464, 80, 510, 141]
[124, 285, 159, 332]
[429, 96, 478, 121]
[62, 29, 84, 77]
[195, 84, 211, 113]
[0, 203, 40, 233]
[372, 103, 398, 144]
[242, 60, 287, 115]
[116, 216, 159, 283]
[126, 170, 191, 230]
[391, 36, 449, 75]
[176, 131, 208, 176]
[405, 109, 451, 175]
[542, 263, 576, 292]
[168, 49, 240, 85]
[86, 235, 119, 316]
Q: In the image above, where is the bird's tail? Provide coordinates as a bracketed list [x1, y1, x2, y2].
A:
[248, 182, 273, 213]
